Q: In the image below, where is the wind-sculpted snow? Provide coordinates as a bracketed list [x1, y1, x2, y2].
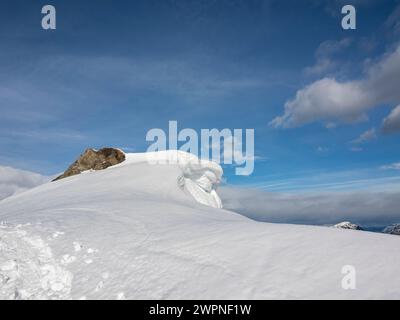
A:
[121, 151, 223, 208]
[0, 151, 400, 299]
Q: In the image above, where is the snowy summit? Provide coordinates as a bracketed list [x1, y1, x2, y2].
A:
[1, 150, 400, 299]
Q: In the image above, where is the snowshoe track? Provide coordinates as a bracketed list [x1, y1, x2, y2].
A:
[0, 223, 73, 300]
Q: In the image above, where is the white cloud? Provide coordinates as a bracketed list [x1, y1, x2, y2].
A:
[64, 56, 269, 100]
[206, 135, 264, 164]
[382, 105, 400, 133]
[380, 163, 400, 170]
[350, 146, 363, 152]
[316, 38, 353, 57]
[1, 129, 86, 142]
[316, 146, 329, 153]
[271, 45, 400, 128]
[0, 166, 49, 201]
[304, 38, 352, 76]
[304, 58, 337, 77]
[351, 128, 377, 144]
[220, 186, 400, 227]
[385, 4, 400, 37]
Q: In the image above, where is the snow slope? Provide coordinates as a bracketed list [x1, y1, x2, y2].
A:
[0, 151, 400, 299]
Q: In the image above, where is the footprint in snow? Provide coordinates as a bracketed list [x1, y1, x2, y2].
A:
[93, 272, 111, 293]
[61, 254, 76, 265]
[52, 231, 65, 239]
[95, 280, 104, 292]
[73, 242, 83, 252]
[0, 259, 17, 272]
[0, 226, 73, 299]
[102, 272, 109, 280]
[117, 292, 126, 300]
[72, 242, 99, 265]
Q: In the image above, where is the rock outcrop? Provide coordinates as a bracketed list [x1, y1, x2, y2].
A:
[333, 221, 363, 230]
[53, 148, 125, 181]
[383, 224, 400, 235]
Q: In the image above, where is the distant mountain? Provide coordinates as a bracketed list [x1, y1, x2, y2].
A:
[333, 221, 363, 230]
[383, 224, 400, 235]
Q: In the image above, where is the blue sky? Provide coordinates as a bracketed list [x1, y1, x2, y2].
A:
[1, 0, 400, 192]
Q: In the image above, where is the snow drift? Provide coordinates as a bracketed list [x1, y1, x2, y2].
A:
[122, 151, 223, 209]
[0, 151, 400, 299]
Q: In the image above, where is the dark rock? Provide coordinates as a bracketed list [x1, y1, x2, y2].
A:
[53, 148, 125, 181]
[383, 224, 400, 235]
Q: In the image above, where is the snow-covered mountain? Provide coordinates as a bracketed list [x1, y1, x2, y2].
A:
[1, 151, 400, 299]
[384, 224, 400, 235]
[333, 221, 363, 230]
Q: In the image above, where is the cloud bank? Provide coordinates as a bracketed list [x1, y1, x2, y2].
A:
[381, 162, 400, 170]
[0, 166, 49, 201]
[220, 186, 400, 227]
[271, 45, 400, 128]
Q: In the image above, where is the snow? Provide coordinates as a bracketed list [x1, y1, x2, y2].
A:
[0, 223, 73, 299]
[383, 224, 400, 235]
[0, 150, 400, 299]
[333, 221, 363, 230]
[120, 151, 223, 208]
